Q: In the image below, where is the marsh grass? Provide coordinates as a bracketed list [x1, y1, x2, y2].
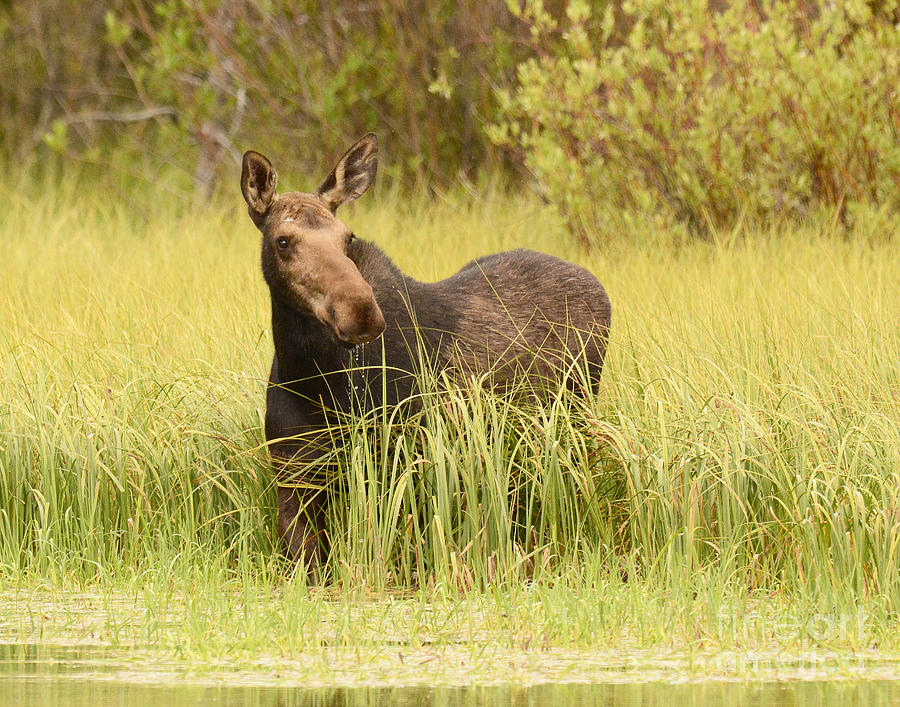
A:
[1, 170, 899, 659]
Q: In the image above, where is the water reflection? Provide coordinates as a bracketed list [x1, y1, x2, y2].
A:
[1, 645, 898, 706]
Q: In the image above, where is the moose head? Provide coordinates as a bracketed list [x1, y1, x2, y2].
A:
[241, 134, 385, 346]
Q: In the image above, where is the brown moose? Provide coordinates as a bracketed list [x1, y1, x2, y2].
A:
[240, 134, 611, 570]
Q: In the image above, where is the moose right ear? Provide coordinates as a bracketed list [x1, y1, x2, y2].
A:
[241, 151, 277, 227]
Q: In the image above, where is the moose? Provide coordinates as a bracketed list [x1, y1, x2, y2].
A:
[240, 134, 611, 569]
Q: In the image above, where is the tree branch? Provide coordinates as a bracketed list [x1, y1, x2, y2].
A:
[63, 106, 177, 125]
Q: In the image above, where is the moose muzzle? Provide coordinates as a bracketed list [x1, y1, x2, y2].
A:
[326, 289, 386, 345]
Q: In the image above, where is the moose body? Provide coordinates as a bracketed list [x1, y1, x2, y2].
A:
[241, 134, 611, 567]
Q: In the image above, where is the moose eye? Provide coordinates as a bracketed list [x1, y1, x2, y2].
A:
[275, 237, 290, 251]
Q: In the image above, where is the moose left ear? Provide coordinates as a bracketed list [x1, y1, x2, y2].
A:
[316, 133, 378, 212]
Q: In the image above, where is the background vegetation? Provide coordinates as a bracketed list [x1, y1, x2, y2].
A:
[1, 0, 527, 198]
[492, 0, 900, 241]
[1, 175, 899, 629]
[3, 0, 898, 241]
[1, 0, 899, 667]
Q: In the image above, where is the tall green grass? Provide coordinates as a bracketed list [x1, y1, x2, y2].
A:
[1, 171, 899, 639]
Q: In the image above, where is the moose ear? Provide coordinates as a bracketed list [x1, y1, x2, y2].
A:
[241, 151, 277, 226]
[315, 133, 378, 212]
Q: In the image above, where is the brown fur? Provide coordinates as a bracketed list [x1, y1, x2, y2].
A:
[240, 134, 612, 572]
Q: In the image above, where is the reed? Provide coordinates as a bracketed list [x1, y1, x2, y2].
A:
[1, 173, 898, 653]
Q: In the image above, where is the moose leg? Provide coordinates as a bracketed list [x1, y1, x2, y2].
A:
[265, 367, 335, 572]
[276, 483, 327, 570]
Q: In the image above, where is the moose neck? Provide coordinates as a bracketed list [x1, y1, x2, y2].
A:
[269, 291, 347, 391]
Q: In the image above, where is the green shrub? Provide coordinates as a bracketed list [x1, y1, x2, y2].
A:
[0, 1, 526, 196]
[490, 0, 900, 243]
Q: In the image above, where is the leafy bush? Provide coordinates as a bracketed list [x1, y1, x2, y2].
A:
[0, 1, 526, 196]
[490, 0, 900, 243]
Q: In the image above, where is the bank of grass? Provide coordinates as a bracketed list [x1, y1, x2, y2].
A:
[1, 171, 899, 674]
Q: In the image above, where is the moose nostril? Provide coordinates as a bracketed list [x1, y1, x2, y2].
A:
[359, 297, 385, 332]
[370, 305, 386, 334]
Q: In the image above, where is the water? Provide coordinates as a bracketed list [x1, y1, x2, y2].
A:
[347, 342, 367, 405]
[2, 645, 899, 706]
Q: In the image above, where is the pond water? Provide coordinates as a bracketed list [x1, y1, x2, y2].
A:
[2, 644, 900, 706]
